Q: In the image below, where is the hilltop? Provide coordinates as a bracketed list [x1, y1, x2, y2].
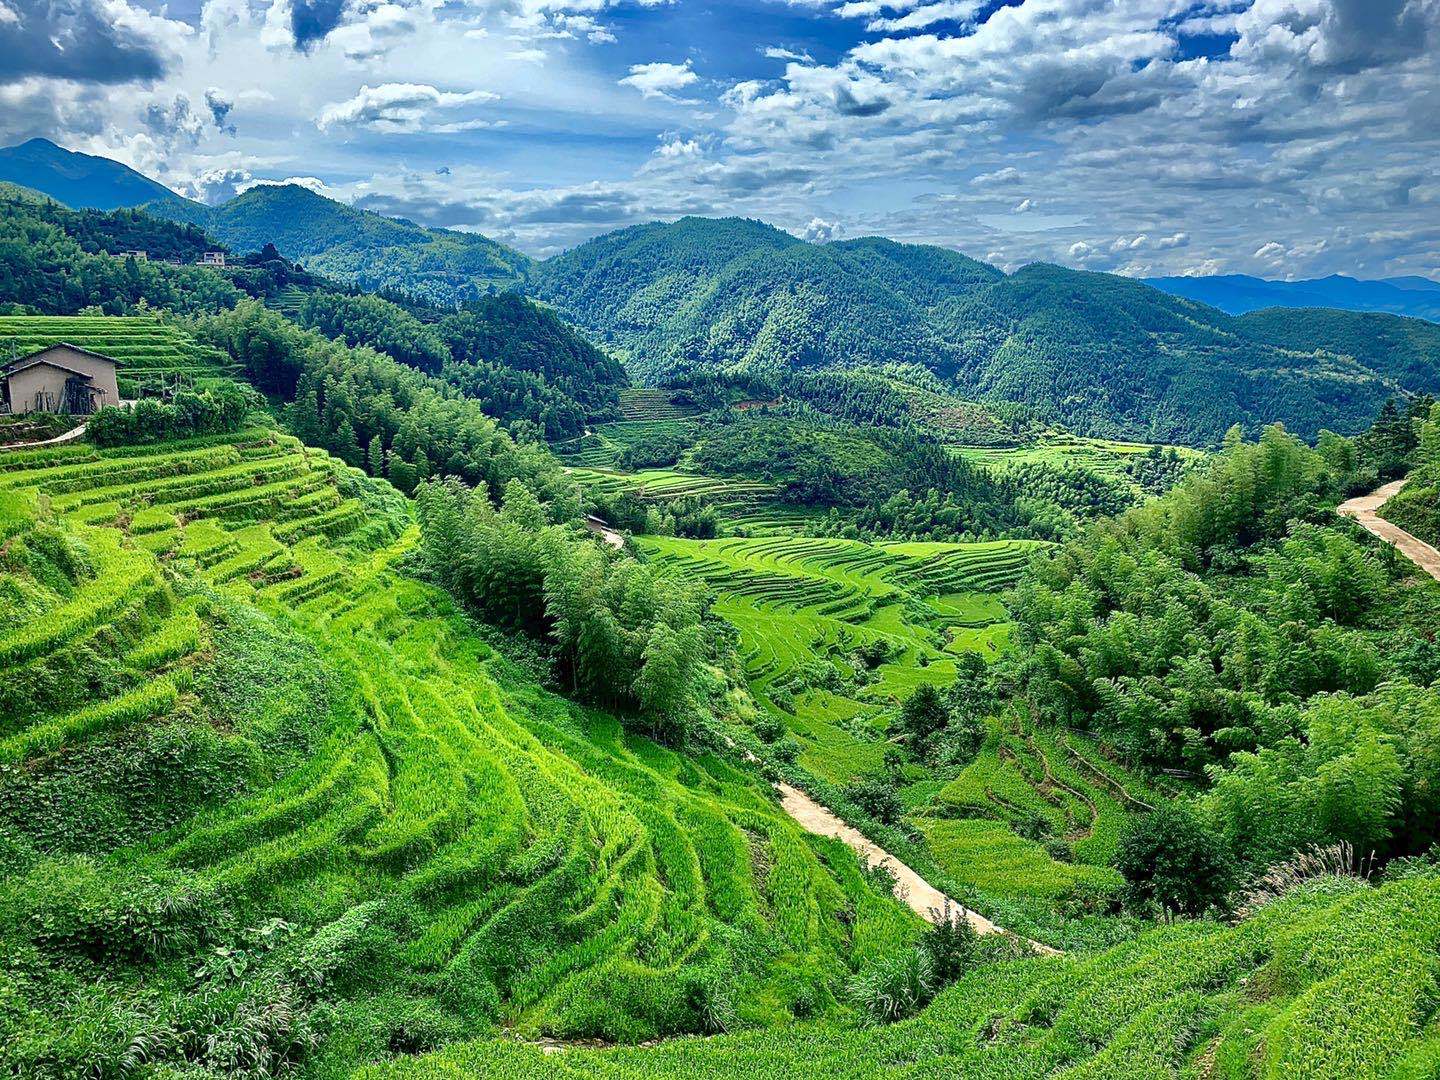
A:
[535, 218, 1437, 444]
[0, 138, 193, 213]
[151, 185, 534, 304]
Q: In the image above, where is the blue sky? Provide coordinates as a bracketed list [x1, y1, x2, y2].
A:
[1, 0, 1437, 278]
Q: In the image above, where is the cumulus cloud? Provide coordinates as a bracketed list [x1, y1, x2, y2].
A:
[204, 88, 236, 135]
[802, 216, 842, 242]
[619, 60, 700, 103]
[317, 83, 500, 133]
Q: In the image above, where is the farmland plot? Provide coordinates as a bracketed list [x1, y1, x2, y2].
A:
[0, 429, 919, 1071]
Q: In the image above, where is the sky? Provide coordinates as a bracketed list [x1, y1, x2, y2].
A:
[0, 0, 1437, 277]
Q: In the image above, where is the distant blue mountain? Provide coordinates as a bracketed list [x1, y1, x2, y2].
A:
[0, 138, 193, 212]
[1145, 272, 1440, 323]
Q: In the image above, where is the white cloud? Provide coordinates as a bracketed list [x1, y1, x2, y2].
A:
[801, 216, 842, 242]
[619, 59, 700, 103]
[317, 83, 499, 132]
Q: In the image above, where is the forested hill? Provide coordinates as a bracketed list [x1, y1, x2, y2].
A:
[0, 138, 193, 213]
[534, 217, 1437, 444]
[532, 217, 1004, 382]
[0, 192, 622, 437]
[149, 185, 534, 304]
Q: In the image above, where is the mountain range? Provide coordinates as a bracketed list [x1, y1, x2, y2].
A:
[1146, 273, 1440, 322]
[3, 137, 1439, 444]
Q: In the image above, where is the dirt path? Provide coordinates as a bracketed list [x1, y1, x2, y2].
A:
[1338, 479, 1440, 581]
[775, 780, 1060, 954]
[0, 420, 87, 450]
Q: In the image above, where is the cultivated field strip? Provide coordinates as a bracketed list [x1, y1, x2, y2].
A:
[617, 388, 697, 422]
[0, 430, 916, 1039]
[0, 315, 237, 379]
[638, 534, 1042, 784]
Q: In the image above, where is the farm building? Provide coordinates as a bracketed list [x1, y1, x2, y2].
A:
[1, 343, 119, 415]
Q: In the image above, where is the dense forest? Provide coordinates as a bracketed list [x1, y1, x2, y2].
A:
[1005, 424, 1440, 885]
[150, 184, 533, 303]
[533, 217, 1439, 444]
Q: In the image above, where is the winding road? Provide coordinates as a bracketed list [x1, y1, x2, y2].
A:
[1339, 479, 1440, 582]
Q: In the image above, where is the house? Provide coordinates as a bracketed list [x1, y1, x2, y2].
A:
[118, 250, 148, 261]
[197, 251, 226, 267]
[1, 344, 120, 415]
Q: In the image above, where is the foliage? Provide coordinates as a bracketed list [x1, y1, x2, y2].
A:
[88, 381, 260, 446]
[190, 301, 579, 512]
[533, 216, 1440, 443]
[1006, 419, 1440, 871]
[150, 183, 533, 303]
[414, 477, 714, 740]
[1115, 802, 1231, 916]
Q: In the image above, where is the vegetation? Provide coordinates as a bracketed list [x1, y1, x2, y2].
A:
[88, 382, 261, 446]
[150, 184, 533, 303]
[533, 216, 1440, 443]
[362, 869, 1440, 1079]
[296, 290, 626, 439]
[0, 430, 919, 1076]
[1006, 423, 1440, 875]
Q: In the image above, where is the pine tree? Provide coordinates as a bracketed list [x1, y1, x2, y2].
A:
[367, 434, 385, 477]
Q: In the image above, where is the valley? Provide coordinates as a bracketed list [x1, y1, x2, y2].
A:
[2, 139, 1440, 1080]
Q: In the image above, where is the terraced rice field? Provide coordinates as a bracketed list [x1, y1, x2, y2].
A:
[265, 284, 311, 314]
[555, 419, 700, 469]
[359, 867, 1440, 1080]
[638, 535, 1041, 783]
[568, 466, 776, 506]
[636, 533, 1167, 936]
[0, 315, 237, 381]
[618, 388, 697, 422]
[0, 430, 916, 1043]
[954, 434, 1200, 478]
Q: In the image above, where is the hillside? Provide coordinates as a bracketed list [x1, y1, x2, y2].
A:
[532, 218, 1004, 382]
[0, 138, 193, 212]
[0, 429, 918, 1073]
[149, 184, 534, 303]
[373, 870, 1440, 1079]
[1148, 272, 1440, 322]
[532, 218, 1436, 444]
[1236, 307, 1440, 389]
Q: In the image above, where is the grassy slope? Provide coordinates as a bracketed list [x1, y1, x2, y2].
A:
[0, 314, 236, 380]
[365, 871, 1440, 1079]
[0, 430, 917, 1074]
[630, 533, 1156, 946]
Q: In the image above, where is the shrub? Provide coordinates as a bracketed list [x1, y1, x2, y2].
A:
[88, 382, 259, 447]
[848, 947, 934, 1025]
[1116, 802, 1232, 917]
[845, 776, 903, 825]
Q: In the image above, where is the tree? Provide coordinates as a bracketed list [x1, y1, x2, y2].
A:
[367, 435, 385, 478]
[897, 684, 949, 752]
[1116, 802, 1231, 916]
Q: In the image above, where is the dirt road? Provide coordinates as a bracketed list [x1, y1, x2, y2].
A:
[0, 421, 87, 450]
[1338, 479, 1440, 582]
[775, 780, 1060, 954]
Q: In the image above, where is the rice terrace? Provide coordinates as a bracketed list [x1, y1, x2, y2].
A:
[5, 5, 1440, 1075]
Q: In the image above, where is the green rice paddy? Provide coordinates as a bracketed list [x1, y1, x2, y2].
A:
[0, 429, 918, 1052]
[954, 434, 1202, 478]
[0, 314, 238, 381]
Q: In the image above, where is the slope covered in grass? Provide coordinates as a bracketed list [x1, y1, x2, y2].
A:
[365, 869, 1440, 1079]
[0, 430, 917, 1076]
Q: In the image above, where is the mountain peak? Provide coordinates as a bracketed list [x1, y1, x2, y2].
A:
[0, 138, 190, 212]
